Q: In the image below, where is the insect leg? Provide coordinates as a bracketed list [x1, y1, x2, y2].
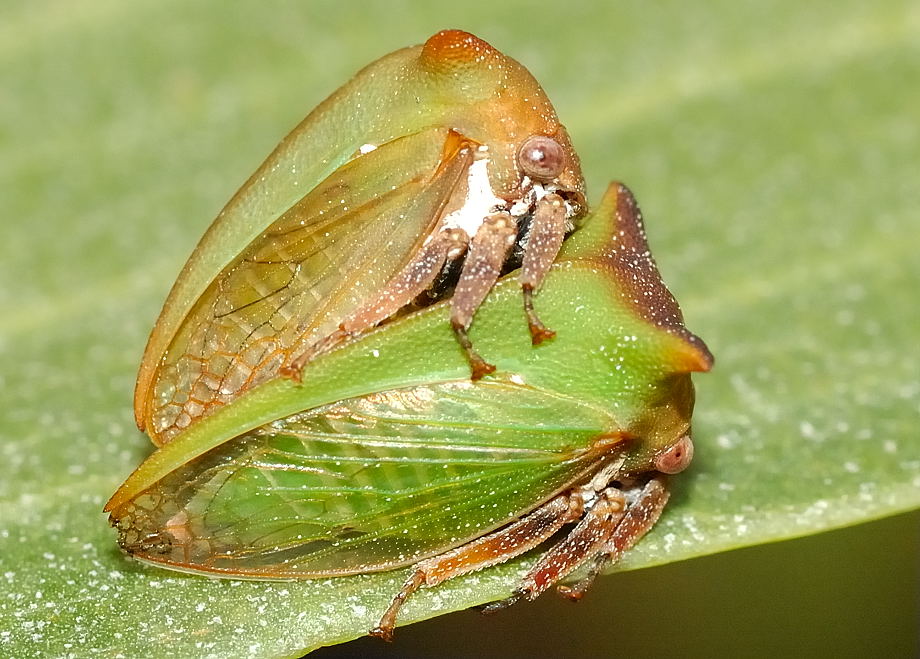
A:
[520, 193, 567, 345]
[341, 227, 470, 335]
[370, 494, 578, 641]
[480, 486, 627, 614]
[450, 212, 518, 380]
[556, 475, 670, 601]
[282, 228, 469, 380]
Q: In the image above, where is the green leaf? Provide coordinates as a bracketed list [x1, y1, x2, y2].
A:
[1, 2, 917, 657]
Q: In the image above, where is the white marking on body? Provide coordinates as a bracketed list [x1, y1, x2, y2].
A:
[359, 143, 377, 154]
[442, 159, 505, 236]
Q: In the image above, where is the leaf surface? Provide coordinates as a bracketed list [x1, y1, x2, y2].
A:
[1, 1, 917, 657]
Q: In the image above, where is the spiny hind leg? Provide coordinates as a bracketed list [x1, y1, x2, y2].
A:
[370, 493, 581, 641]
[556, 474, 670, 601]
[282, 228, 468, 380]
[449, 212, 517, 380]
[481, 485, 627, 613]
[520, 193, 567, 345]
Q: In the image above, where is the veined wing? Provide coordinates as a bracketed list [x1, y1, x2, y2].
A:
[137, 128, 471, 444]
[115, 378, 622, 577]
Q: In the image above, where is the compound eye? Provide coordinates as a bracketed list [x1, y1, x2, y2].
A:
[517, 135, 565, 181]
[654, 435, 694, 474]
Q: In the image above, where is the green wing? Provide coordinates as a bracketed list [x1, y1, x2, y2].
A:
[137, 127, 469, 445]
[117, 379, 617, 576]
[111, 182, 713, 577]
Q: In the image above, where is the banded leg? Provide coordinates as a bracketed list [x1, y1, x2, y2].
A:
[481, 486, 626, 613]
[556, 475, 670, 601]
[450, 212, 518, 380]
[370, 494, 579, 641]
[282, 228, 469, 380]
[520, 193, 567, 345]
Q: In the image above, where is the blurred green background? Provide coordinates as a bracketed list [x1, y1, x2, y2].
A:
[1, 1, 918, 657]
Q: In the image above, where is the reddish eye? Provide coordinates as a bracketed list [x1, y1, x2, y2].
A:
[517, 135, 565, 181]
[654, 435, 694, 474]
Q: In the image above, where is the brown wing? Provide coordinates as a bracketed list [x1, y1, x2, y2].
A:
[138, 128, 472, 444]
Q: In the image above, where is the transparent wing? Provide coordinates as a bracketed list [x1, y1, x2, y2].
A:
[138, 128, 471, 444]
[116, 379, 620, 577]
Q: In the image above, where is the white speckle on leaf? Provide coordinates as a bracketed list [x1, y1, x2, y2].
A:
[716, 434, 734, 449]
[799, 421, 821, 441]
